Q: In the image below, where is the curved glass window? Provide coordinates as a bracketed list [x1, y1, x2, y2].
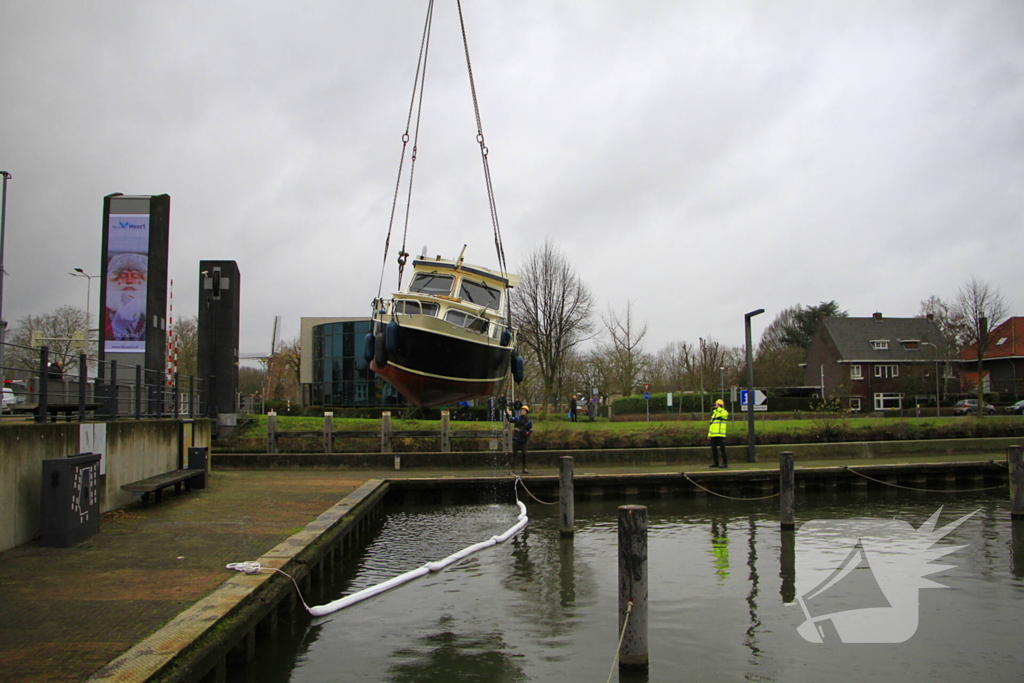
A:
[311, 320, 403, 407]
[459, 280, 501, 310]
[409, 273, 454, 296]
[394, 300, 439, 316]
[445, 310, 489, 335]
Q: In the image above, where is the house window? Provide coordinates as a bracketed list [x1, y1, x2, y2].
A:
[900, 340, 919, 351]
[997, 337, 1008, 346]
[871, 340, 889, 350]
[849, 397, 861, 412]
[850, 364, 862, 380]
[875, 364, 899, 379]
[874, 393, 903, 410]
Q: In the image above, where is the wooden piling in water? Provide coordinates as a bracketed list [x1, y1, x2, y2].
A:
[1008, 445, 1024, 520]
[618, 505, 648, 672]
[559, 456, 575, 537]
[780, 451, 795, 529]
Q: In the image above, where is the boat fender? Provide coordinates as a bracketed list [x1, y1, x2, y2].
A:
[386, 320, 400, 354]
[362, 333, 375, 363]
[511, 352, 524, 383]
[374, 333, 389, 368]
[500, 329, 512, 347]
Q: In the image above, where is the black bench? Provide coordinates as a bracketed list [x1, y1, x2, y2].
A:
[121, 469, 206, 505]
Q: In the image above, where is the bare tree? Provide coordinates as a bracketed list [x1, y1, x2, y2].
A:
[511, 240, 595, 416]
[6, 306, 88, 374]
[171, 316, 198, 377]
[599, 301, 650, 397]
[953, 276, 1008, 412]
[918, 295, 971, 354]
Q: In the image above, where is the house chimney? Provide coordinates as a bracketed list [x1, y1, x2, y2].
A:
[926, 313, 934, 321]
[873, 312, 883, 321]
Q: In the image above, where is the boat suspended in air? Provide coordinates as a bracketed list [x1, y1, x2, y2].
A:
[366, 246, 523, 408]
[366, 1, 524, 407]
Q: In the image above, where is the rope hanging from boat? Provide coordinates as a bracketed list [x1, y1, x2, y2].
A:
[377, 0, 436, 298]
[376, 0, 513, 314]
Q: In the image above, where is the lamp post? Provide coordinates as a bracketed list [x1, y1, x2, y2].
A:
[699, 337, 705, 418]
[921, 341, 941, 416]
[745, 308, 765, 463]
[0, 171, 10, 380]
[69, 268, 99, 345]
[720, 366, 725, 403]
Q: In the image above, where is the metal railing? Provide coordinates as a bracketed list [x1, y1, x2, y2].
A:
[1, 339, 205, 422]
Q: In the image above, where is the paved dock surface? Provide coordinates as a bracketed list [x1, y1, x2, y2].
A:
[0, 453, 1009, 683]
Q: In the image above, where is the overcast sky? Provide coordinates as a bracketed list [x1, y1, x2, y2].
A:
[1, 0, 1022, 360]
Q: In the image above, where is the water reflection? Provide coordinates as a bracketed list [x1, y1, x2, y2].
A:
[1011, 520, 1024, 578]
[231, 490, 1016, 682]
[387, 620, 527, 683]
[780, 528, 795, 604]
[744, 516, 761, 659]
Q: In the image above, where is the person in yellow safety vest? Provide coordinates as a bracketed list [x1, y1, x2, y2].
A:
[708, 398, 729, 468]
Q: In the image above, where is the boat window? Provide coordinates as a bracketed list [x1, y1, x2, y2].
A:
[459, 280, 501, 310]
[394, 300, 439, 317]
[409, 273, 454, 296]
[445, 310, 489, 335]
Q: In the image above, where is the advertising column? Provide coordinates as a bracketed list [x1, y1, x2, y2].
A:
[99, 194, 169, 414]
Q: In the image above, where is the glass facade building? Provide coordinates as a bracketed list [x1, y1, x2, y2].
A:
[309, 320, 402, 407]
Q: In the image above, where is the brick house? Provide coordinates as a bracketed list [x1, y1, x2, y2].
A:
[802, 312, 950, 412]
[957, 316, 1024, 399]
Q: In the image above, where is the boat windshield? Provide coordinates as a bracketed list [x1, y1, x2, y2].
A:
[459, 280, 501, 310]
[409, 273, 454, 296]
[445, 310, 489, 335]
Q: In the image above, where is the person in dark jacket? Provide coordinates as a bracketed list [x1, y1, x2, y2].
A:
[508, 405, 533, 474]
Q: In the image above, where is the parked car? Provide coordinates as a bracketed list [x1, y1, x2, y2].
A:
[1, 387, 16, 414]
[1006, 400, 1024, 415]
[952, 399, 996, 416]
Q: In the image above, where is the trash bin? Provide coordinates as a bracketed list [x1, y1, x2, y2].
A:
[40, 452, 102, 548]
[187, 447, 208, 489]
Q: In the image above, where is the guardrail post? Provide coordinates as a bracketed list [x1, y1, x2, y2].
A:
[559, 456, 575, 537]
[441, 411, 451, 453]
[135, 364, 143, 419]
[266, 411, 278, 454]
[780, 451, 795, 529]
[323, 412, 334, 454]
[108, 359, 117, 418]
[618, 505, 648, 672]
[36, 345, 49, 423]
[77, 353, 87, 422]
[1009, 445, 1024, 520]
[380, 411, 392, 454]
[173, 372, 180, 417]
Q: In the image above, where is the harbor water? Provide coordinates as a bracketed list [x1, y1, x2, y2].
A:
[229, 486, 1024, 682]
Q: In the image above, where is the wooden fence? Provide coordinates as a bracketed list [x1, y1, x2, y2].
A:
[265, 411, 512, 455]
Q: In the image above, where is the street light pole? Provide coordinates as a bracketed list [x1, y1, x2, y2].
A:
[699, 337, 705, 419]
[70, 268, 98, 344]
[745, 308, 765, 463]
[0, 171, 11, 381]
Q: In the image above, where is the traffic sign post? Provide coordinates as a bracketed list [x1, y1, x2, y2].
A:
[643, 389, 651, 421]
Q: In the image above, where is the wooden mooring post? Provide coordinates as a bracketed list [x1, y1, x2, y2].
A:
[440, 411, 451, 453]
[780, 451, 795, 529]
[266, 411, 278, 454]
[618, 505, 648, 672]
[1008, 445, 1024, 520]
[381, 411, 393, 455]
[559, 456, 575, 537]
[323, 412, 334, 454]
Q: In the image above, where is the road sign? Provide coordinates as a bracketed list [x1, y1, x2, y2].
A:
[643, 391, 651, 400]
[740, 390, 767, 406]
[642, 383, 650, 392]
